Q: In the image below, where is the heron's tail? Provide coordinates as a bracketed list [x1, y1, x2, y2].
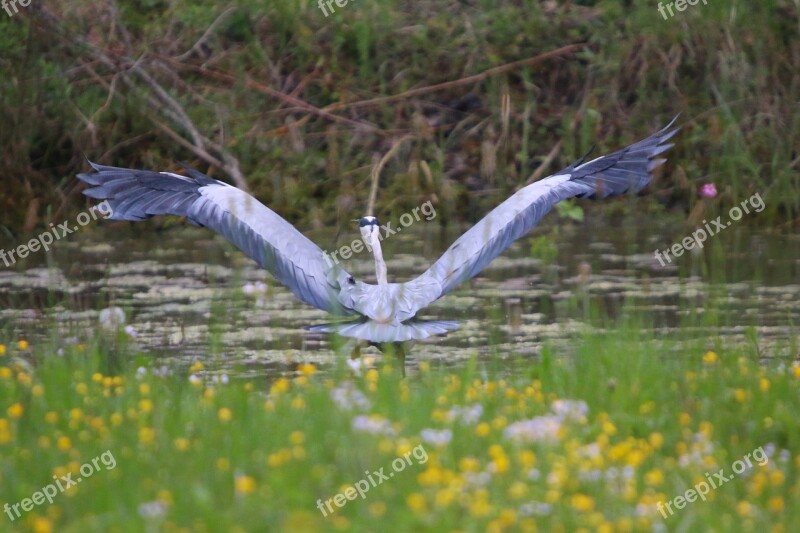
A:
[307, 319, 459, 343]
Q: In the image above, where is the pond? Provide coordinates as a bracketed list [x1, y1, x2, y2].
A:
[1, 214, 797, 377]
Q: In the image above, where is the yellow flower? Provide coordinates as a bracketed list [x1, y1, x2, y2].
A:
[649, 432, 664, 449]
[174, 438, 190, 451]
[734, 389, 747, 403]
[289, 431, 305, 445]
[407, 493, 427, 513]
[218, 407, 233, 422]
[270, 378, 290, 395]
[189, 362, 204, 373]
[32, 384, 44, 397]
[31, 516, 52, 533]
[519, 450, 536, 468]
[0, 344, 5, 356]
[110, 412, 124, 426]
[571, 493, 595, 512]
[139, 383, 151, 395]
[768, 496, 784, 513]
[139, 399, 154, 414]
[736, 500, 752, 517]
[17, 340, 29, 350]
[7, 403, 24, 419]
[368, 502, 386, 517]
[45, 411, 58, 424]
[216, 457, 230, 471]
[475, 422, 491, 437]
[297, 363, 317, 376]
[508, 481, 528, 499]
[291, 397, 306, 410]
[702, 351, 718, 363]
[138, 427, 155, 445]
[459, 457, 481, 472]
[644, 469, 664, 486]
[235, 474, 257, 495]
[57, 436, 71, 450]
[759, 378, 770, 392]
[0, 368, 10, 379]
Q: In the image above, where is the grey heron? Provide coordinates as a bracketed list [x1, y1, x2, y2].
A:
[77, 117, 678, 357]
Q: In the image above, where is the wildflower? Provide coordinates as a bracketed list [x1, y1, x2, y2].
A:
[31, 517, 52, 533]
[7, 403, 23, 419]
[702, 351, 718, 363]
[297, 363, 317, 376]
[17, 340, 29, 350]
[352, 415, 395, 436]
[407, 493, 427, 512]
[504, 415, 562, 443]
[138, 500, 168, 519]
[235, 474, 257, 495]
[139, 427, 156, 445]
[551, 399, 589, 422]
[0, 344, 5, 356]
[289, 431, 305, 445]
[420, 428, 453, 446]
[448, 403, 484, 424]
[218, 408, 233, 422]
[330, 383, 371, 411]
[98, 307, 126, 329]
[699, 183, 718, 198]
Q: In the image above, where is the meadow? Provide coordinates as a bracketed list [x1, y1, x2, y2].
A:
[1, 312, 798, 531]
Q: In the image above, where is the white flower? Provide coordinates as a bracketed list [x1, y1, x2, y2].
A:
[352, 415, 395, 436]
[420, 428, 453, 446]
[331, 383, 371, 411]
[518, 501, 552, 516]
[99, 306, 126, 329]
[447, 404, 483, 425]
[551, 399, 588, 422]
[138, 499, 168, 519]
[124, 325, 138, 337]
[503, 415, 562, 443]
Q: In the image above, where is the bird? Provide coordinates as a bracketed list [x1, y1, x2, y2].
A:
[77, 117, 678, 363]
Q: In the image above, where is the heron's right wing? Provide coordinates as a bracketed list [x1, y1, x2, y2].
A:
[77, 163, 356, 315]
[403, 117, 679, 313]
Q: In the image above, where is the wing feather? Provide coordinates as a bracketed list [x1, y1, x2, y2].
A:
[77, 163, 355, 315]
[403, 117, 679, 312]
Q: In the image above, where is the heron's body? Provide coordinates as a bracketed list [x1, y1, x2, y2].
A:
[78, 117, 678, 345]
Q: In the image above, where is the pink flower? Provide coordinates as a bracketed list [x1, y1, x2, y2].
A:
[699, 183, 717, 198]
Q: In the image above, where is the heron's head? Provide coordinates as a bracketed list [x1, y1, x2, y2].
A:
[356, 216, 380, 242]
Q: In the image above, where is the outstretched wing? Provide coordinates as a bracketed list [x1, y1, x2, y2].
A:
[404, 117, 679, 310]
[77, 163, 356, 315]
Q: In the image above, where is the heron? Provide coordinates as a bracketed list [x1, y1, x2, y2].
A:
[77, 117, 678, 366]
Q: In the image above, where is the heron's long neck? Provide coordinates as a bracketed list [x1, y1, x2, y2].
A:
[368, 232, 388, 285]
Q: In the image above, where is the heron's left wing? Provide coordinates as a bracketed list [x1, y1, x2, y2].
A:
[77, 163, 356, 315]
[404, 117, 679, 312]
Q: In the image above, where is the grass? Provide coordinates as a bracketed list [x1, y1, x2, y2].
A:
[1, 0, 798, 234]
[0, 319, 797, 532]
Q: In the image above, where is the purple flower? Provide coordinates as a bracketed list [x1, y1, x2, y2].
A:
[699, 183, 717, 198]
